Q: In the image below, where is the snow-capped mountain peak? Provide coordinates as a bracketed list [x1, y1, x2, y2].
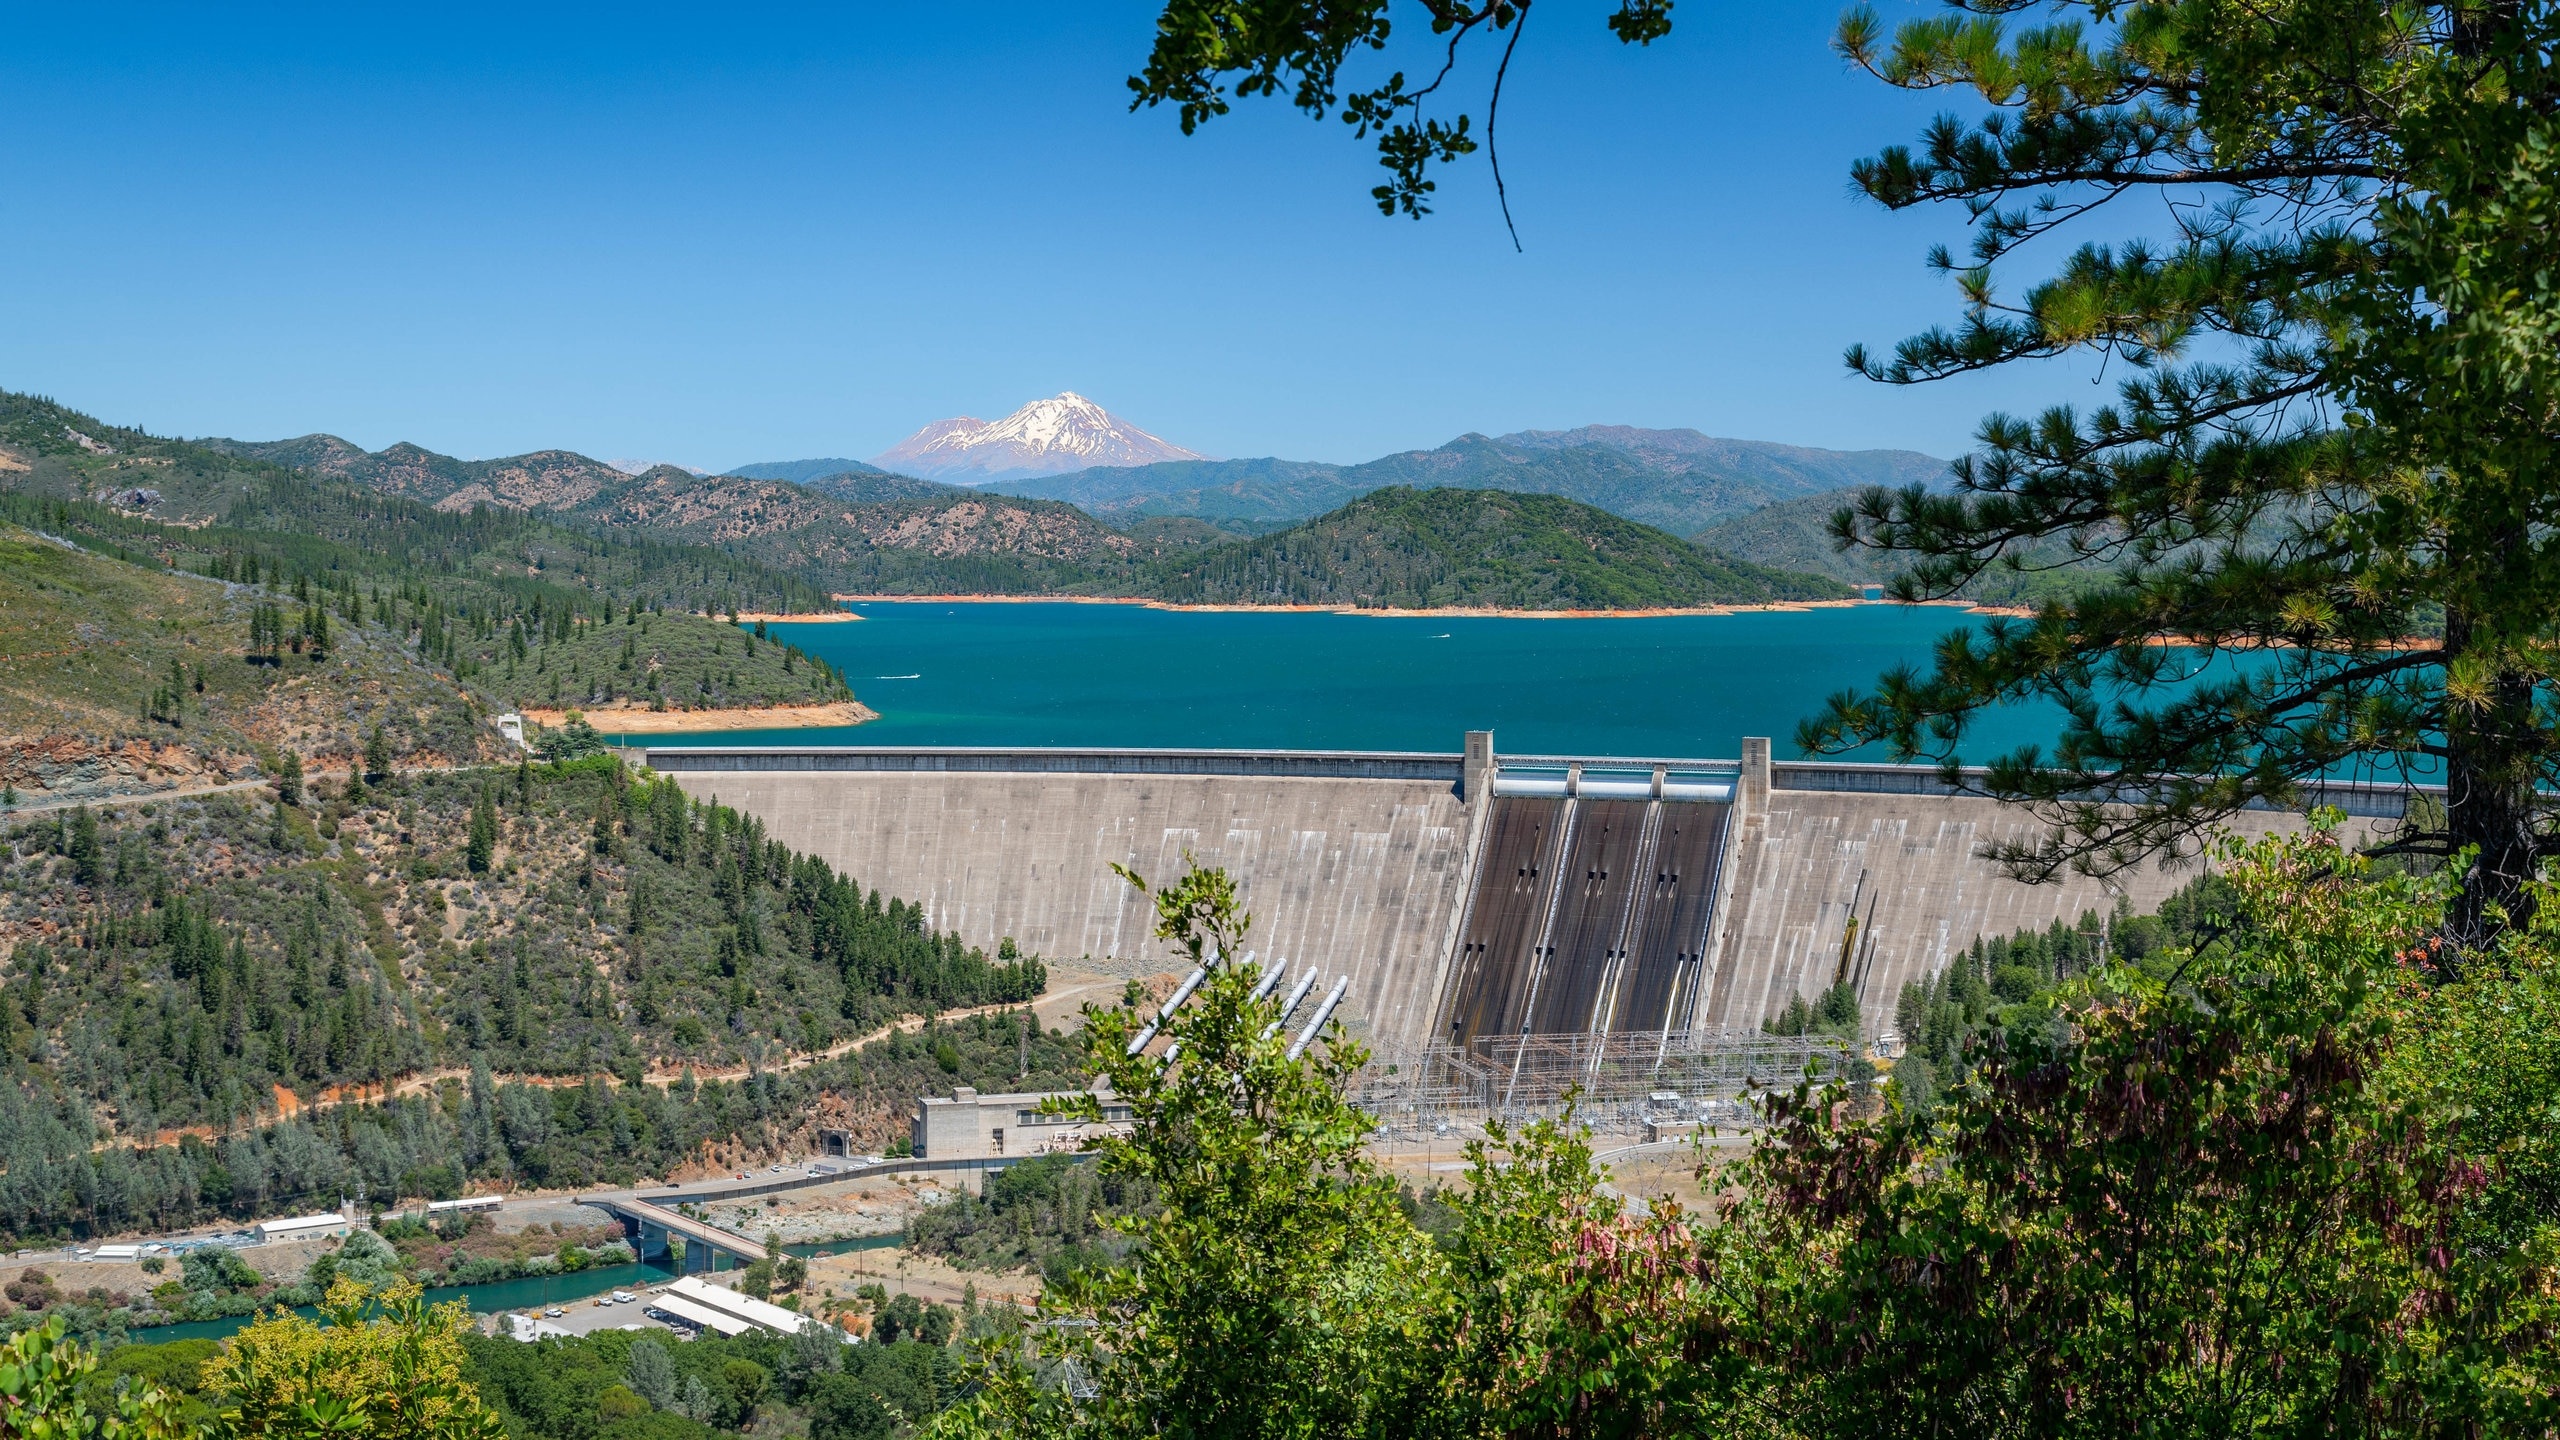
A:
[873, 393, 1208, 481]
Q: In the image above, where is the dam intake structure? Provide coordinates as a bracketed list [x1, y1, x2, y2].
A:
[654, 736, 2415, 1129]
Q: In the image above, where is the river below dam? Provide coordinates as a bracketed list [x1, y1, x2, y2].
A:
[125, 1235, 898, 1344]
[622, 600, 2065, 760]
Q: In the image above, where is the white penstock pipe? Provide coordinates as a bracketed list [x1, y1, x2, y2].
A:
[1127, 964, 1208, 1057]
[1286, 977, 1352, 1061]
[1171, 958, 1286, 1066]
[1261, 968, 1319, 1040]
[1247, 955, 1290, 1004]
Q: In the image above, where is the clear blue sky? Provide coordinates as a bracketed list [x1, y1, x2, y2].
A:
[0, 3, 2108, 471]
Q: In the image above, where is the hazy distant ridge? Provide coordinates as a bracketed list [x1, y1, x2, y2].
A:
[987, 427, 1945, 536]
[724, 456, 891, 483]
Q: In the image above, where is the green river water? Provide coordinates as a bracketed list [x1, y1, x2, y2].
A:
[129, 1235, 898, 1344]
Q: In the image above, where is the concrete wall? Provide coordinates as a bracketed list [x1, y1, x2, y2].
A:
[659, 755, 1472, 1063]
[1701, 788, 2307, 1036]
[1700, 755, 2401, 1035]
[664, 746, 2416, 1057]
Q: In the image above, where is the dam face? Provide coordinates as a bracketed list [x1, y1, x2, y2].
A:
[656, 739, 2411, 1077]
[651, 749, 1474, 1063]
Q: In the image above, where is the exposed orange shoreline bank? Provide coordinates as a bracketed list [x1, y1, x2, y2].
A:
[524, 700, 879, 733]
[826, 593, 2000, 620]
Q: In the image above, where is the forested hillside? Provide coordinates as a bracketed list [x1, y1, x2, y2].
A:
[1693, 484, 2104, 605]
[0, 519, 508, 798]
[1146, 487, 1852, 609]
[0, 759, 1062, 1243]
[0, 503, 853, 805]
[3, 395, 830, 620]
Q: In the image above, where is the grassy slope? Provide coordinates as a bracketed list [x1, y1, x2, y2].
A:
[0, 517, 850, 802]
[1144, 487, 1853, 609]
[0, 524, 509, 794]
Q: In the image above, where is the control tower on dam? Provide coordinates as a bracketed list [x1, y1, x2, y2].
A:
[651, 737, 2415, 1067]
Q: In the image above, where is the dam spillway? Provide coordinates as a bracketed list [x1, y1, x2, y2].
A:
[1442, 787, 1733, 1050]
[653, 736, 2414, 1084]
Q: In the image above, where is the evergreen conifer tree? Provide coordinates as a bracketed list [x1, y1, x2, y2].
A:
[466, 787, 498, 874]
[1136, 1, 2560, 947]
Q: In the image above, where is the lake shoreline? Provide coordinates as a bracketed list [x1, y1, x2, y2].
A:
[826, 594, 1999, 620]
[528, 700, 879, 733]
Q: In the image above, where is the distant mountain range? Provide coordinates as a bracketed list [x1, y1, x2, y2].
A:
[722, 457, 891, 484]
[728, 415, 1946, 547]
[982, 428, 1945, 538]
[180, 401, 2001, 607]
[179, 414, 1872, 608]
[872, 392, 1208, 482]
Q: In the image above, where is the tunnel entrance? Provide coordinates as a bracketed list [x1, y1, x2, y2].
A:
[1440, 773, 1734, 1051]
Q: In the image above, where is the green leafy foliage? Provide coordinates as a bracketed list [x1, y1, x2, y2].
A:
[0, 1317, 182, 1440]
[1887, 873, 2239, 1115]
[1713, 830, 2560, 1436]
[1128, 0, 1673, 222]
[941, 837, 2560, 1438]
[940, 862, 1455, 1438]
[203, 1278, 505, 1440]
[458, 1322, 955, 1440]
[902, 1154, 1153, 1282]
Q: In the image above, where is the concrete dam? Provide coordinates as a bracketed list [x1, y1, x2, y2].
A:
[655, 736, 2408, 1109]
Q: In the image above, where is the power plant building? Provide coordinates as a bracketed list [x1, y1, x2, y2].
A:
[913, 1084, 1133, 1163]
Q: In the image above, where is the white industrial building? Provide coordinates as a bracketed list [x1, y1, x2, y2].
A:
[256, 1212, 351, 1243]
[650, 1276, 841, 1341]
[911, 1083, 1131, 1164]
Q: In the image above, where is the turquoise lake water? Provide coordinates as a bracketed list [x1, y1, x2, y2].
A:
[620, 601, 2062, 760]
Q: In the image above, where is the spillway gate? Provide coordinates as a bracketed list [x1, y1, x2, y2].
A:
[1439, 764, 1737, 1054]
